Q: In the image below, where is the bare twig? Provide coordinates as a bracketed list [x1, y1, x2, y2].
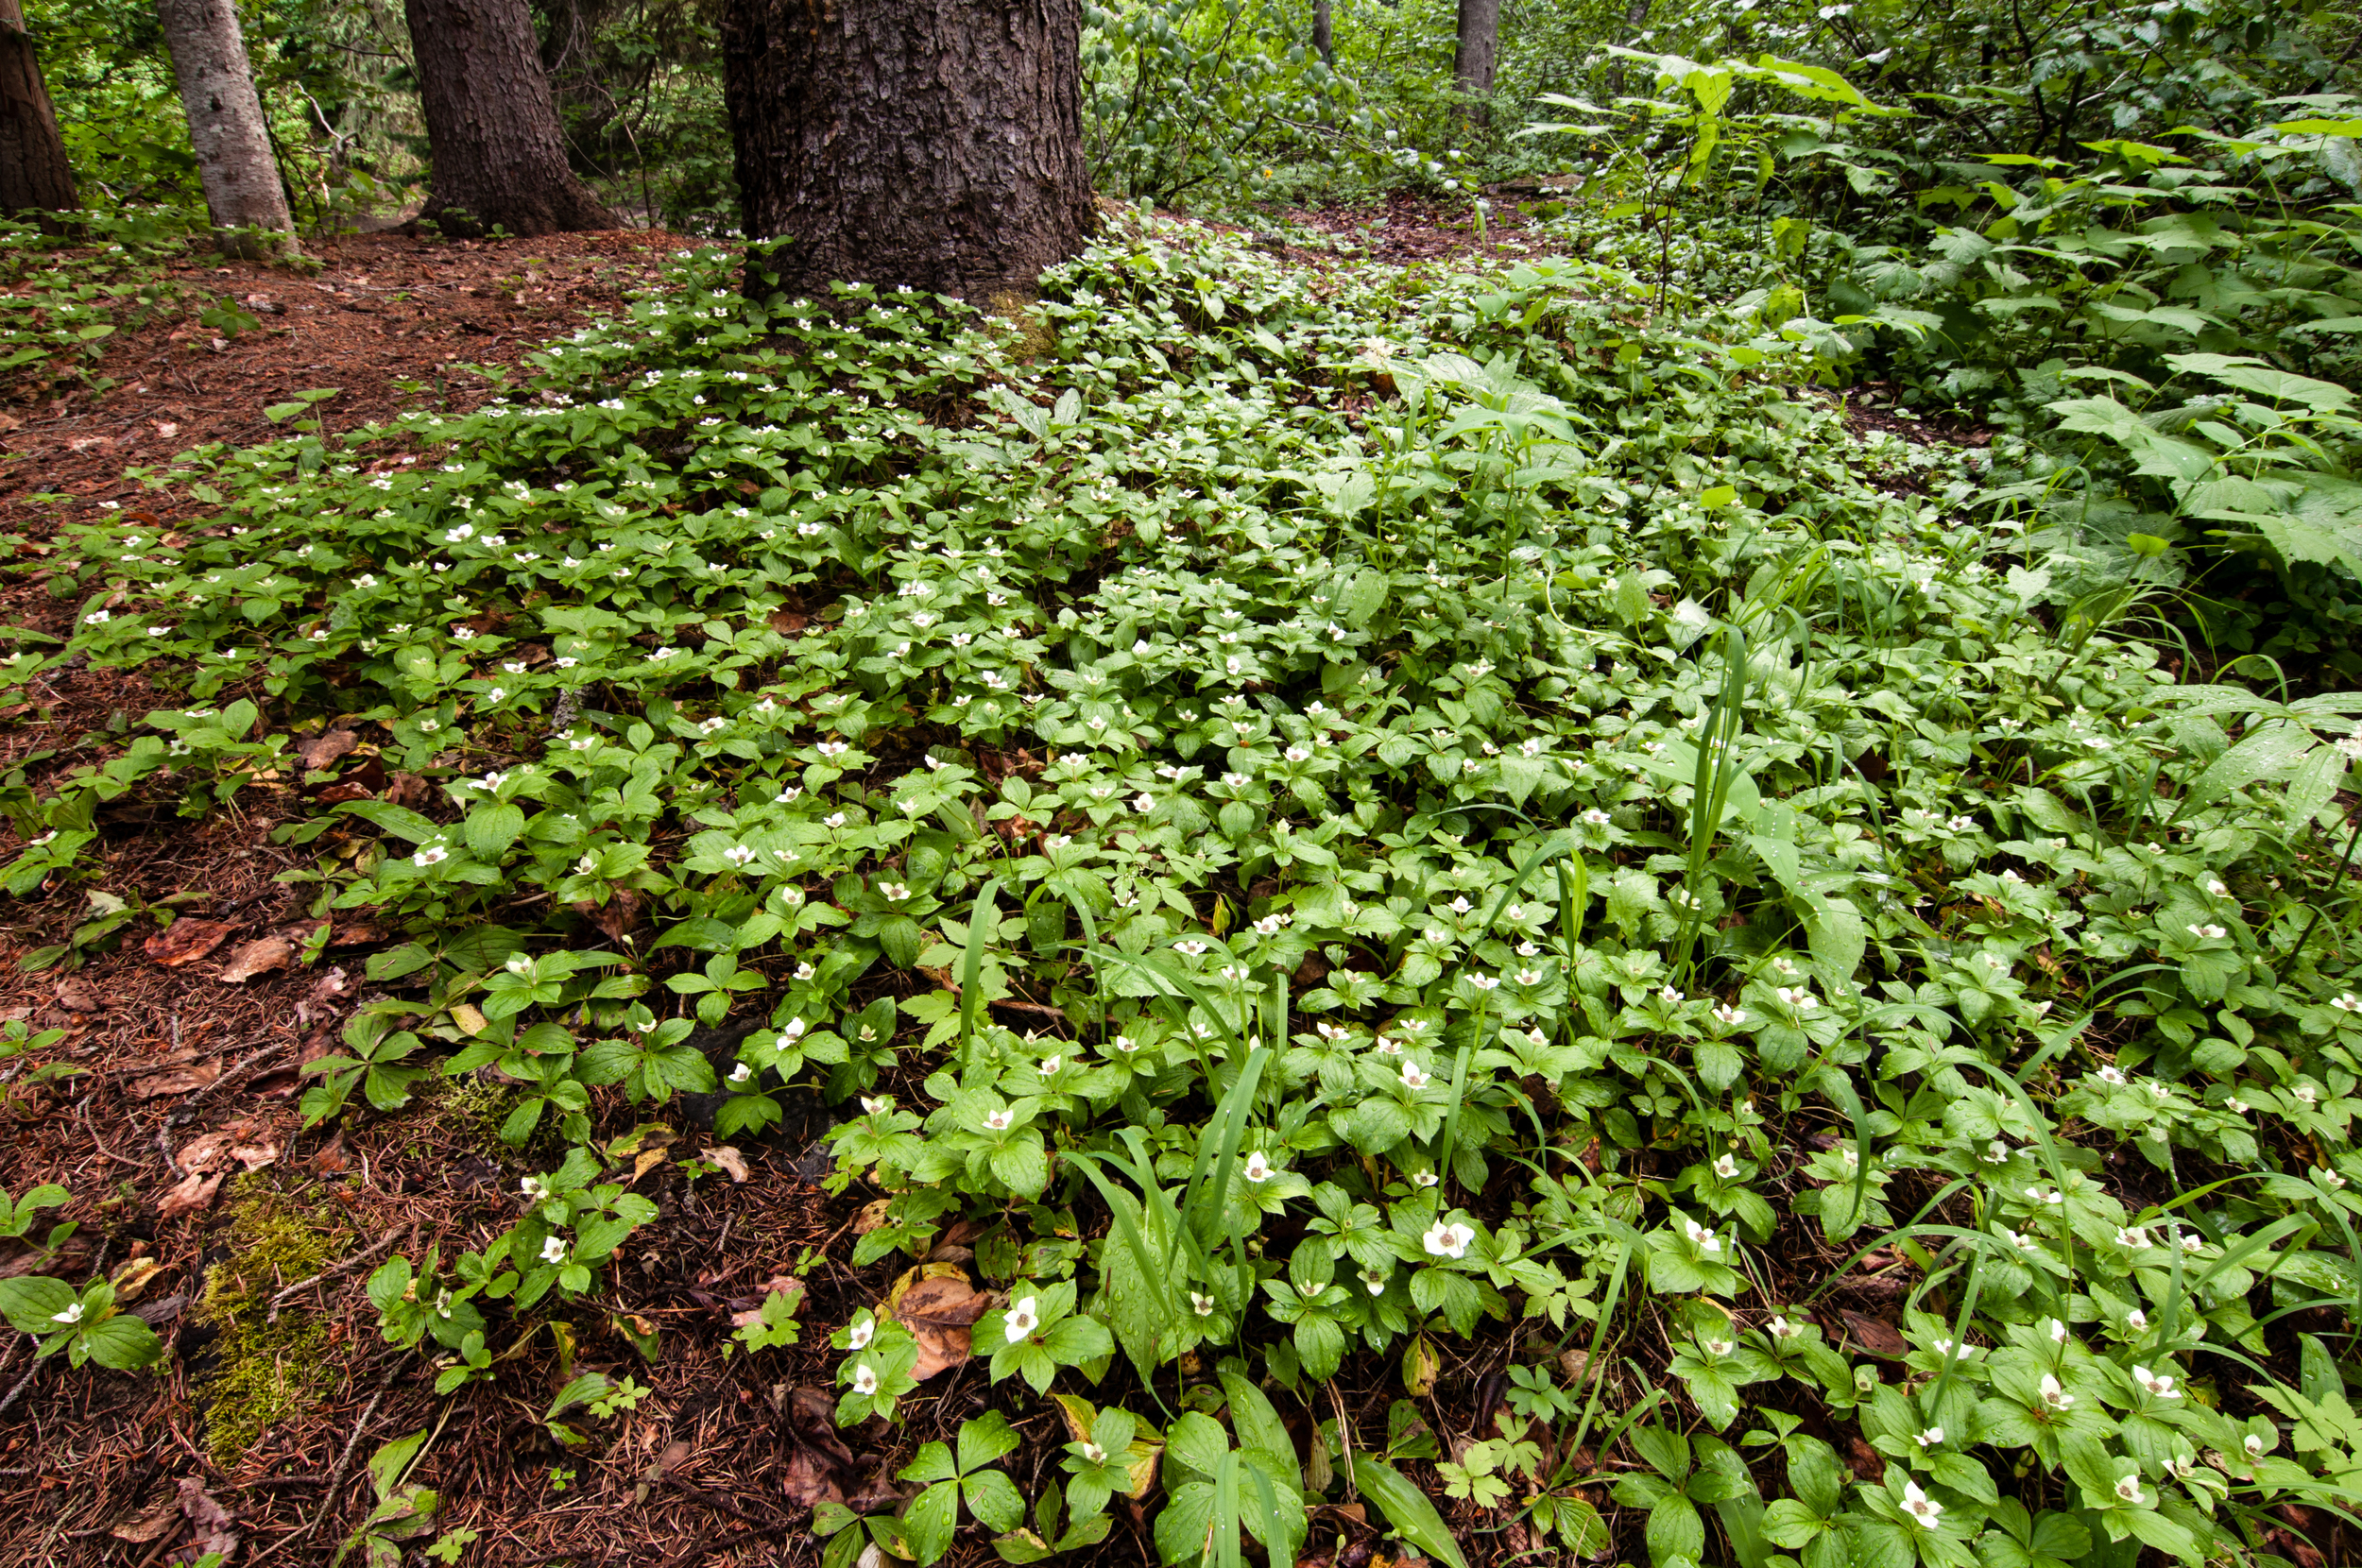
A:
[267, 1227, 404, 1322]
[0, 1355, 39, 1423]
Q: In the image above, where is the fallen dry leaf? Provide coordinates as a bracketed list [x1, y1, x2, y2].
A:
[145, 919, 240, 968]
[175, 1132, 237, 1174]
[111, 1255, 169, 1304]
[635, 1438, 695, 1504]
[703, 1146, 750, 1184]
[157, 1170, 224, 1219]
[52, 976, 102, 1013]
[109, 1505, 180, 1544]
[309, 1130, 350, 1174]
[1837, 1309, 1908, 1359]
[852, 1197, 894, 1236]
[217, 935, 296, 983]
[583, 886, 646, 942]
[887, 1264, 991, 1380]
[178, 1476, 238, 1561]
[297, 729, 360, 772]
[782, 1443, 846, 1508]
[130, 1061, 220, 1099]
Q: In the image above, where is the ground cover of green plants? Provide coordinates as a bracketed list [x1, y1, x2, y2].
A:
[9, 208, 2362, 1568]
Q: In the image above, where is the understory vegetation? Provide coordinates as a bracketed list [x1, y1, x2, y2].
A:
[7, 0, 2362, 1563]
[2, 192, 2361, 1565]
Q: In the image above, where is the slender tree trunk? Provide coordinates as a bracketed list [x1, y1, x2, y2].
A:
[403, 0, 619, 238]
[720, 0, 1096, 305]
[154, 0, 298, 256]
[1311, 0, 1332, 65]
[1453, 0, 1500, 126]
[1605, 0, 1647, 97]
[0, 0, 76, 223]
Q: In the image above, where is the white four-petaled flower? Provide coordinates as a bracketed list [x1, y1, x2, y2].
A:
[1423, 1220, 1476, 1259]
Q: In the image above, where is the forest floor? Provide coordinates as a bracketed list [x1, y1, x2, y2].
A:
[0, 225, 870, 1568]
[0, 213, 1578, 1568]
[0, 211, 1990, 1568]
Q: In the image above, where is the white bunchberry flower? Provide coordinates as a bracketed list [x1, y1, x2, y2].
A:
[983, 1110, 1013, 1133]
[2039, 1373, 2074, 1410]
[1914, 1426, 1943, 1449]
[847, 1316, 874, 1350]
[851, 1363, 879, 1395]
[1685, 1219, 1722, 1255]
[1004, 1296, 1039, 1342]
[539, 1236, 568, 1264]
[1901, 1481, 1942, 1523]
[1712, 1153, 1737, 1179]
[1242, 1151, 1275, 1184]
[1423, 1220, 1475, 1259]
[2134, 1365, 2178, 1399]
[2114, 1475, 2143, 1505]
[51, 1301, 83, 1325]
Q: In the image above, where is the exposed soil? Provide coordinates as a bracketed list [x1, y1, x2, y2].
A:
[0, 228, 688, 537]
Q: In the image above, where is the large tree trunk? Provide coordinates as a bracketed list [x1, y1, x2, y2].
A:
[720, 0, 1096, 305]
[155, 0, 298, 256]
[1311, 0, 1332, 66]
[1453, 0, 1500, 126]
[403, 0, 619, 238]
[0, 0, 76, 223]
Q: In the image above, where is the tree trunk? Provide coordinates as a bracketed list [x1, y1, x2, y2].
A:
[1453, 0, 1500, 126]
[403, 0, 620, 238]
[1605, 0, 1647, 97]
[0, 0, 76, 223]
[720, 0, 1096, 305]
[1311, 0, 1332, 65]
[154, 0, 298, 256]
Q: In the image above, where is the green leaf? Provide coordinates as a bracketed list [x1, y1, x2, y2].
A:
[464, 804, 525, 858]
[79, 1313, 163, 1370]
[900, 1478, 961, 1565]
[960, 1411, 1022, 1473]
[0, 1276, 76, 1335]
[1345, 1453, 1468, 1568]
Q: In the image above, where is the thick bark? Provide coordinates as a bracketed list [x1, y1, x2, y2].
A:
[403, 0, 619, 238]
[720, 0, 1096, 304]
[1311, 0, 1332, 65]
[154, 0, 297, 256]
[1452, 0, 1500, 126]
[0, 0, 77, 222]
